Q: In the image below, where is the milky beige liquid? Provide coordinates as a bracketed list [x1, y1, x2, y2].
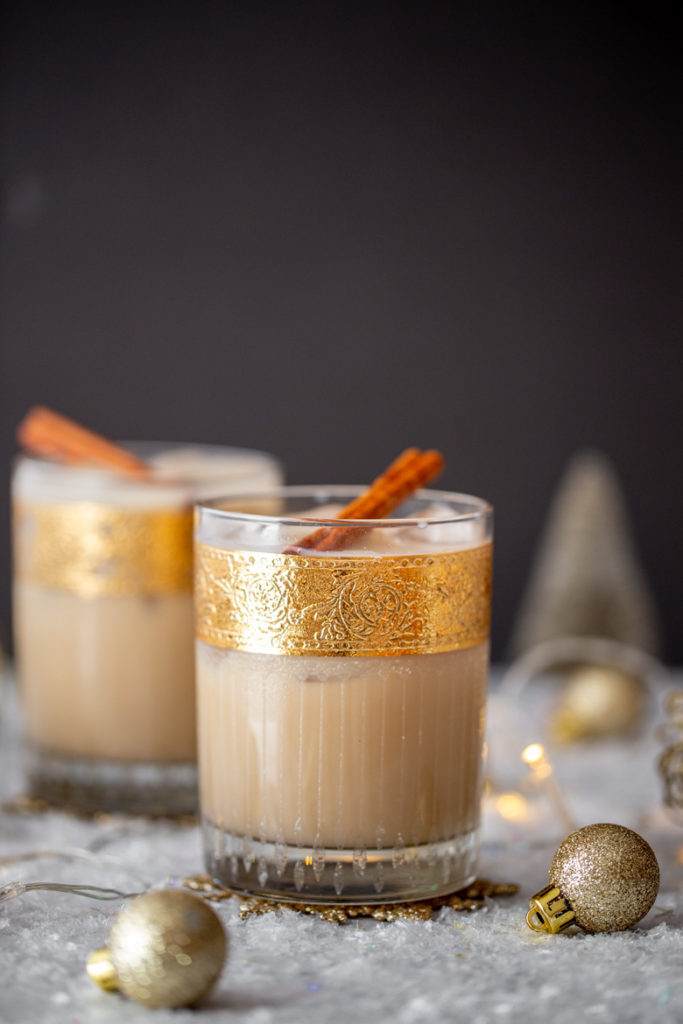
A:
[15, 586, 196, 761]
[13, 447, 282, 771]
[198, 641, 488, 849]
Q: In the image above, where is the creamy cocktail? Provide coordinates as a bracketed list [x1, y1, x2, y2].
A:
[12, 444, 282, 812]
[195, 484, 492, 902]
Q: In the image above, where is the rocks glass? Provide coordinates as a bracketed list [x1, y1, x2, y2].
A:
[195, 486, 492, 902]
[12, 445, 282, 813]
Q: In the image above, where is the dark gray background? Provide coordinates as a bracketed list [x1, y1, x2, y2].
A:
[1, 2, 681, 659]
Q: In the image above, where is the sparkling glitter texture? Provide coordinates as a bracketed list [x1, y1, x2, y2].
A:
[99, 890, 227, 1008]
[14, 502, 193, 596]
[195, 543, 492, 655]
[182, 874, 518, 923]
[550, 823, 659, 933]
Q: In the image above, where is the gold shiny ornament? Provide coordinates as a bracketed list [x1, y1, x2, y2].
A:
[664, 689, 683, 731]
[551, 665, 646, 742]
[658, 690, 683, 813]
[195, 542, 492, 656]
[660, 742, 683, 812]
[527, 823, 659, 934]
[87, 890, 227, 1008]
[14, 501, 193, 596]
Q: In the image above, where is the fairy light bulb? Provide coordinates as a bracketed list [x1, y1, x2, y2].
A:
[522, 743, 544, 765]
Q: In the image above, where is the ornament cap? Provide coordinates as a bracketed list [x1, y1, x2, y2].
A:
[526, 884, 576, 933]
[86, 947, 118, 991]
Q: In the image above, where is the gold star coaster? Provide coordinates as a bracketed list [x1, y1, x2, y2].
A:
[182, 875, 518, 923]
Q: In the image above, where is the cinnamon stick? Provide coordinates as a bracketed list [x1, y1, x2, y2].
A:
[283, 447, 445, 554]
[17, 406, 150, 478]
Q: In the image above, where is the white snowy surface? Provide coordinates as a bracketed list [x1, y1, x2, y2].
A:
[0, 672, 682, 1024]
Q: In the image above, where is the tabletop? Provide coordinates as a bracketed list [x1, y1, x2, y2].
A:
[1, 670, 682, 1024]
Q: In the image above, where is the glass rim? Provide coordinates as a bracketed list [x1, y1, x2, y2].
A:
[13, 442, 283, 485]
[197, 484, 492, 527]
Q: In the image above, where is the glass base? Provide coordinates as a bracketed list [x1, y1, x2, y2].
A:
[25, 745, 198, 815]
[203, 818, 479, 904]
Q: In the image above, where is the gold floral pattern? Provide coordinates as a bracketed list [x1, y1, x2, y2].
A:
[195, 543, 492, 656]
[13, 502, 193, 597]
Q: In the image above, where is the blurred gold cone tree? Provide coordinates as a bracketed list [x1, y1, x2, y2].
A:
[510, 451, 660, 657]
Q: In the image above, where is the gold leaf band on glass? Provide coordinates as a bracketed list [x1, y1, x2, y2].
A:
[195, 543, 492, 656]
[13, 502, 193, 597]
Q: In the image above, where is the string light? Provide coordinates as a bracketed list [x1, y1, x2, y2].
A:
[0, 844, 150, 905]
[521, 743, 544, 764]
[494, 793, 530, 822]
[0, 880, 141, 905]
[521, 741, 575, 832]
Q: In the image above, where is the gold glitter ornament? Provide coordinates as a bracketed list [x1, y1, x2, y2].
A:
[87, 890, 227, 1008]
[551, 665, 645, 742]
[658, 690, 683, 815]
[527, 823, 659, 934]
